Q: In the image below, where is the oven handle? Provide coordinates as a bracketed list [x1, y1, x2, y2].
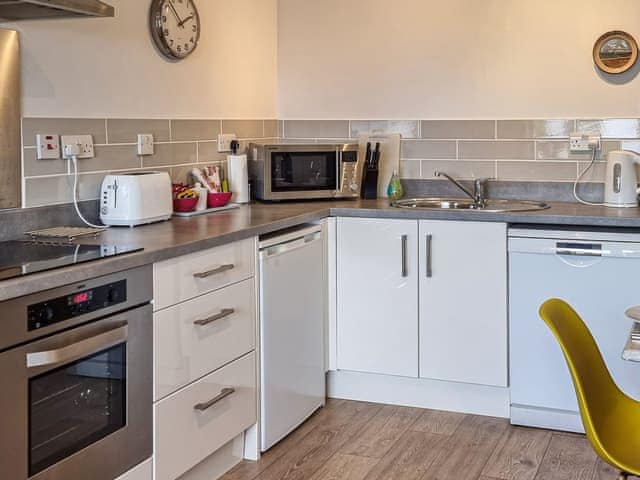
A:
[26, 324, 128, 369]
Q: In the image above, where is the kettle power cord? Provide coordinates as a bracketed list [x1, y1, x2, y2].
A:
[64, 143, 107, 229]
[573, 141, 604, 207]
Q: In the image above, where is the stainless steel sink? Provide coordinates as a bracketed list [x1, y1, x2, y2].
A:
[391, 198, 550, 213]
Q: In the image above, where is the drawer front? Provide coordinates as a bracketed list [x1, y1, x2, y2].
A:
[154, 238, 256, 311]
[154, 352, 257, 480]
[154, 279, 256, 400]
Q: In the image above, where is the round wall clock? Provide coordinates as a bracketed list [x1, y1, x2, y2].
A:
[150, 0, 201, 60]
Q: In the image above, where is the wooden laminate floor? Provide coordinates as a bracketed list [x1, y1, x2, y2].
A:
[221, 399, 633, 480]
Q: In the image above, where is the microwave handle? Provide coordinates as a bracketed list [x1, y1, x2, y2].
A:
[26, 324, 128, 369]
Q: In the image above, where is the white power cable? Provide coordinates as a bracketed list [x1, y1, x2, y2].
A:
[573, 144, 604, 206]
[70, 153, 107, 229]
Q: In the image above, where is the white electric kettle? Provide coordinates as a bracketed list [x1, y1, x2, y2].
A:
[605, 150, 640, 207]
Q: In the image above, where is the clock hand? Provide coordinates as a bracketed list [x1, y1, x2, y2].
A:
[166, 2, 184, 27]
[178, 14, 194, 27]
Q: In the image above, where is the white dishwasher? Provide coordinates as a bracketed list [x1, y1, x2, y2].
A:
[509, 228, 640, 432]
[259, 224, 325, 451]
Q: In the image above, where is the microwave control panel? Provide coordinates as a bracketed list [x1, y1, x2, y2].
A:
[27, 280, 127, 331]
[339, 150, 362, 197]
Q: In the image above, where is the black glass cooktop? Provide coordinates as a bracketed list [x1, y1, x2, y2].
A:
[0, 241, 143, 281]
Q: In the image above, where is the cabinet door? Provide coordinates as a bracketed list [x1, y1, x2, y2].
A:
[419, 220, 507, 387]
[337, 217, 418, 377]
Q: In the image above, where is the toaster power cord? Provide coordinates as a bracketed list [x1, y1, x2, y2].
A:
[573, 145, 605, 206]
[70, 154, 107, 229]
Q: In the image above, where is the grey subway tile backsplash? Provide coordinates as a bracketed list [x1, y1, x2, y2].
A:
[142, 142, 197, 168]
[107, 119, 170, 143]
[401, 140, 456, 159]
[421, 120, 495, 139]
[171, 120, 221, 141]
[350, 120, 420, 139]
[21, 116, 640, 208]
[420, 160, 495, 180]
[536, 140, 619, 161]
[576, 119, 640, 139]
[23, 147, 67, 177]
[78, 145, 142, 173]
[497, 120, 573, 139]
[22, 118, 107, 146]
[458, 140, 535, 160]
[222, 119, 264, 139]
[497, 161, 577, 182]
[283, 120, 349, 139]
[264, 120, 279, 138]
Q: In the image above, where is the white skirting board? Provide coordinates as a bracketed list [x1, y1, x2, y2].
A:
[510, 404, 584, 433]
[327, 370, 510, 418]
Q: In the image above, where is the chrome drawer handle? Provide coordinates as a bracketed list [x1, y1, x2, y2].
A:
[194, 387, 235, 411]
[193, 264, 235, 279]
[193, 308, 235, 326]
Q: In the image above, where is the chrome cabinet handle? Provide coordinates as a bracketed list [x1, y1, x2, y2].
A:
[194, 387, 235, 411]
[27, 324, 128, 369]
[193, 264, 234, 279]
[193, 308, 235, 326]
[401, 235, 408, 278]
[426, 234, 433, 278]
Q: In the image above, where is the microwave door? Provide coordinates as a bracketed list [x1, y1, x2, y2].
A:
[270, 152, 338, 198]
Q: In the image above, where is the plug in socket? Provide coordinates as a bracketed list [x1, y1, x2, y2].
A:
[61, 135, 95, 159]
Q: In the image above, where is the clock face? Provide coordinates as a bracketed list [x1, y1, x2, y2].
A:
[150, 0, 200, 60]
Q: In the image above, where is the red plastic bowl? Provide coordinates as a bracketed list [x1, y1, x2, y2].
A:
[207, 192, 232, 208]
[173, 197, 198, 213]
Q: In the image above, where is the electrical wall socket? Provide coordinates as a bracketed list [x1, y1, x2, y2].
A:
[36, 134, 60, 160]
[137, 133, 154, 155]
[217, 133, 237, 153]
[569, 133, 601, 152]
[61, 135, 95, 159]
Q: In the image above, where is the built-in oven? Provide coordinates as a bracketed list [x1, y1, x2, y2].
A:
[248, 143, 363, 201]
[0, 265, 153, 480]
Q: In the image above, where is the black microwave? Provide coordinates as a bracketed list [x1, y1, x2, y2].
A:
[248, 143, 363, 201]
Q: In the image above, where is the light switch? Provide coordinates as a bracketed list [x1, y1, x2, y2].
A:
[137, 134, 154, 156]
[36, 134, 60, 160]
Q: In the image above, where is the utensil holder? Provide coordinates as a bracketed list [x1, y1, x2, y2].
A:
[361, 167, 379, 200]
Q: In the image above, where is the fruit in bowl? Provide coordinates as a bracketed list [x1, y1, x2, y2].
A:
[207, 192, 232, 208]
[173, 184, 199, 212]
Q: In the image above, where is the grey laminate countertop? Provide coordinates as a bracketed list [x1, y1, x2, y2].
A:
[3, 199, 640, 302]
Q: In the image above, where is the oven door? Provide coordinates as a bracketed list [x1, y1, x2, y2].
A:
[265, 147, 340, 200]
[0, 304, 152, 480]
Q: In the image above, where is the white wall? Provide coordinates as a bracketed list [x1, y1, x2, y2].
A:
[5, 0, 277, 118]
[278, 0, 640, 119]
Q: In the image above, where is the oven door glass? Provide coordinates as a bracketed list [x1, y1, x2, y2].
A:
[271, 152, 337, 192]
[29, 343, 126, 476]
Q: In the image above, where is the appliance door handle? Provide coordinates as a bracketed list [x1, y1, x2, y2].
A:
[555, 242, 603, 257]
[401, 235, 408, 278]
[26, 324, 128, 369]
[193, 264, 235, 279]
[425, 234, 433, 278]
[194, 387, 235, 411]
[193, 308, 235, 326]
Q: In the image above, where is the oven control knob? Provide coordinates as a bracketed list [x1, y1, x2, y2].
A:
[44, 306, 54, 322]
[350, 183, 359, 192]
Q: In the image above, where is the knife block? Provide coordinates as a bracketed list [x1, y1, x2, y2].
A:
[361, 167, 379, 200]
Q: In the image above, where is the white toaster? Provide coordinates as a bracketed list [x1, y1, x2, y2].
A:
[100, 172, 173, 227]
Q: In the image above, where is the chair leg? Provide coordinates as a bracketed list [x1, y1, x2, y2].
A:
[617, 472, 628, 480]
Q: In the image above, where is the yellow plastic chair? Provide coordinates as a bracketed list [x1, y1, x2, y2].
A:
[539, 298, 640, 480]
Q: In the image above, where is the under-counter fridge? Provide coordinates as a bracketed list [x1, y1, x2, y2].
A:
[259, 224, 325, 451]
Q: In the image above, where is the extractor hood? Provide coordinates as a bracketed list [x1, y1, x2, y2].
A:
[0, 0, 114, 20]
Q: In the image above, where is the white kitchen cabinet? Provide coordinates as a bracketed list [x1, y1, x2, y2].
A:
[114, 459, 152, 480]
[418, 220, 507, 387]
[336, 217, 419, 377]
